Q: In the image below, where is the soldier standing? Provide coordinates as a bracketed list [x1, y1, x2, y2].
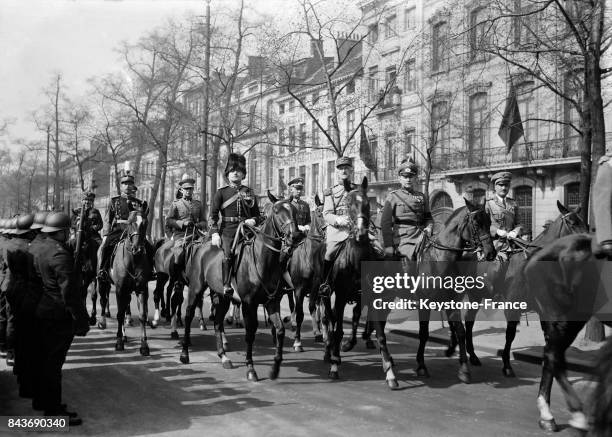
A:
[33, 212, 89, 425]
[0, 219, 9, 360]
[209, 153, 263, 295]
[594, 152, 612, 259]
[380, 158, 434, 260]
[485, 171, 523, 261]
[0, 218, 17, 365]
[165, 173, 206, 270]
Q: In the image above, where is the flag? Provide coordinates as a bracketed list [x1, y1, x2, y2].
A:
[498, 83, 524, 153]
[359, 124, 377, 172]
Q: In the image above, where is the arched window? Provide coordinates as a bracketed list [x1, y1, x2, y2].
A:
[431, 191, 453, 210]
[514, 185, 533, 235]
[564, 182, 580, 210]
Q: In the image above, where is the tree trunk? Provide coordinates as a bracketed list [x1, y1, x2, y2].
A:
[158, 163, 167, 239]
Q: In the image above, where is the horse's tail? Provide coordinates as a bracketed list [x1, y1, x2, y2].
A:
[591, 336, 612, 437]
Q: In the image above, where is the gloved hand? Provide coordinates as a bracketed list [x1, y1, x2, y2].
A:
[496, 229, 508, 238]
[335, 216, 350, 227]
[211, 233, 221, 247]
[384, 247, 396, 258]
[507, 230, 518, 239]
[244, 219, 256, 227]
[298, 224, 310, 232]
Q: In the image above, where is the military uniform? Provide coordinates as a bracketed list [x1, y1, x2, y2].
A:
[594, 152, 612, 257]
[0, 219, 12, 359]
[322, 181, 358, 260]
[71, 205, 103, 245]
[485, 171, 522, 260]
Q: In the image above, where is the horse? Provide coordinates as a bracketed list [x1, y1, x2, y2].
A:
[287, 194, 326, 352]
[413, 199, 496, 383]
[444, 201, 587, 375]
[591, 336, 612, 437]
[110, 205, 153, 355]
[69, 229, 101, 327]
[519, 232, 612, 432]
[179, 194, 300, 381]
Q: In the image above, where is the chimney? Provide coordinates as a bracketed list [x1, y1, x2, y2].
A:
[337, 32, 362, 63]
[310, 39, 323, 58]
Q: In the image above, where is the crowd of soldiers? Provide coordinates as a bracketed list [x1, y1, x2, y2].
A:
[1, 147, 611, 428]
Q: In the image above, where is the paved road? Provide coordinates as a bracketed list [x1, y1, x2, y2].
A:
[0, 296, 597, 437]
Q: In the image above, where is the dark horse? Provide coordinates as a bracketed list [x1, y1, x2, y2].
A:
[445, 201, 587, 375]
[69, 230, 101, 326]
[110, 205, 152, 355]
[315, 177, 375, 380]
[519, 233, 612, 432]
[179, 195, 300, 380]
[591, 336, 612, 437]
[414, 199, 496, 383]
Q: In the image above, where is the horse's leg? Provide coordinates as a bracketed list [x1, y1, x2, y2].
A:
[151, 273, 168, 329]
[464, 296, 482, 366]
[416, 308, 431, 377]
[242, 302, 259, 381]
[362, 310, 376, 349]
[320, 296, 333, 363]
[341, 300, 360, 352]
[213, 293, 232, 369]
[502, 320, 519, 377]
[195, 291, 206, 331]
[267, 299, 285, 380]
[309, 295, 323, 343]
[169, 281, 183, 340]
[89, 277, 98, 325]
[97, 280, 110, 330]
[125, 294, 133, 327]
[138, 288, 150, 356]
[115, 289, 127, 351]
[447, 309, 470, 383]
[374, 317, 399, 390]
[446, 321, 458, 357]
[293, 286, 305, 352]
[180, 289, 197, 364]
[328, 296, 346, 379]
[163, 279, 173, 321]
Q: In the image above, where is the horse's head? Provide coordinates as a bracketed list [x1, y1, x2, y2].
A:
[267, 191, 300, 261]
[462, 198, 496, 261]
[126, 202, 148, 255]
[553, 200, 588, 234]
[344, 177, 370, 243]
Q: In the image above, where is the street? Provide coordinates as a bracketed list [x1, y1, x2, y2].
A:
[0, 293, 597, 437]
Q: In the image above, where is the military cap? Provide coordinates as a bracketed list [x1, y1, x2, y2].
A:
[41, 212, 71, 233]
[83, 191, 95, 200]
[335, 156, 353, 168]
[398, 157, 418, 176]
[491, 171, 512, 184]
[14, 214, 35, 235]
[31, 211, 50, 230]
[288, 177, 304, 187]
[225, 153, 247, 176]
[179, 173, 195, 188]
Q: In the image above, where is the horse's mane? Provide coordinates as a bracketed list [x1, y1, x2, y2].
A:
[443, 206, 467, 227]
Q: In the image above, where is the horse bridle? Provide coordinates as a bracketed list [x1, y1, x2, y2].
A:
[427, 209, 490, 254]
[125, 214, 146, 254]
[242, 203, 297, 254]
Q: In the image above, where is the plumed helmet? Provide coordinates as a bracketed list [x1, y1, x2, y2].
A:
[41, 212, 71, 233]
[224, 153, 247, 176]
[31, 211, 50, 230]
[179, 173, 196, 188]
[14, 214, 35, 235]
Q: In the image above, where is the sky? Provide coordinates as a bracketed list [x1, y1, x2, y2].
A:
[0, 0, 289, 146]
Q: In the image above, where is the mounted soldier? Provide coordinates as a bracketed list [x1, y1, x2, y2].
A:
[288, 177, 311, 233]
[165, 174, 206, 271]
[209, 153, 263, 295]
[318, 156, 383, 296]
[485, 171, 523, 261]
[594, 151, 612, 259]
[380, 157, 433, 260]
[71, 191, 103, 246]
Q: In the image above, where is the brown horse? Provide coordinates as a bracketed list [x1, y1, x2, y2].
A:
[521, 233, 612, 432]
[110, 205, 152, 355]
[180, 195, 300, 381]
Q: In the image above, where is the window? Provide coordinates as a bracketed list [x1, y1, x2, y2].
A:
[563, 73, 581, 153]
[299, 165, 306, 188]
[266, 100, 273, 127]
[513, 0, 538, 46]
[514, 185, 533, 236]
[369, 136, 378, 177]
[252, 151, 262, 193]
[468, 92, 489, 166]
[278, 169, 285, 196]
[289, 166, 295, 181]
[266, 145, 274, 188]
[248, 82, 257, 94]
[278, 128, 285, 151]
[346, 80, 355, 94]
[386, 66, 397, 88]
[404, 59, 416, 92]
[469, 7, 488, 60]
[327, 160, 335, 188]
[565, 182, 581, 210]
[279, 103, 285, 114]
[289, 125, 296, 152]
[404, 128, 415, 156]
[385, 15, 397, 39]
[432, 21, 449, 72]
[368, 66, 379, 101]
[385, 132, 398, 171]
[404, 7, 416, 30]
[327, 116, 334, 145]
[431, 101, 450, 169]
[369, 23, 379, 43]
[289, 100, 295, 113]
[346, 110, 355, 139]
[312, 91, 319, 105]
[312, 163, 320, 195]
[431, 192, 453, 210]
[311, 120, 319, 147]
[299, 123, 306, 149]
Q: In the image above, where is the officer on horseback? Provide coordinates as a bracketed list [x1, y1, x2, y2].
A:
[381, 157, 433, 260]
[485, 171, 523, 261]
[209, 153, 263, 295]
[165, 173, 206, 270]
[288, 177, 311, 233]
[594, 151, 612, 259]
[318, 156, 383, 296]
[71, 191, 103, 245]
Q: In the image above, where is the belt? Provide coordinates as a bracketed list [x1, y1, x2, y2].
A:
[395, 219, 420, 226]
[222, 217, 244, 223]
[115, 220, 128, 224]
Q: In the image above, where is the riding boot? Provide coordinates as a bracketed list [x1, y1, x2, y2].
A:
[222, 257, 234, 296]
[318, 259, 334, 298]
[97, 242, 109, 281]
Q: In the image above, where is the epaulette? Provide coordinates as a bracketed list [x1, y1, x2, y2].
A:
[323, 188, 332, 196]
[598, 154, 611, 165]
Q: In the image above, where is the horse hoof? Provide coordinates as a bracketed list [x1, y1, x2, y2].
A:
[180, 353, 189, 364]
[269, 366, 280, 380]
[502, 367, 516, 378]
[282, 316, 291, 324]
[294, 345, 304, 352]
[225, 316, 234, 325]
[170, 331, 179, 340]
[140, 346, 150, 356]
[365, 339, 376, 349]
[445, 347, 456, 358]
[149, 320, 158, 329]
[341, 338, 356, 352]
[104, 310, 111, 318]
[115, 341, 124, 351]
[469, 355, 482, 366]
[247, 369, 259, 382]
[88, 315, 96, 326]
[328, 370, 339, 380]
[458, 369, 471, 384]
[222, 360, 233, 369]
[386, 379, 400, 390]
[538, 419, 558, 432]
[314, 334, 324, 343]
[416, 366, 430, 378]
[97, 321, 106, 330]
[199, 320, 206, 331]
